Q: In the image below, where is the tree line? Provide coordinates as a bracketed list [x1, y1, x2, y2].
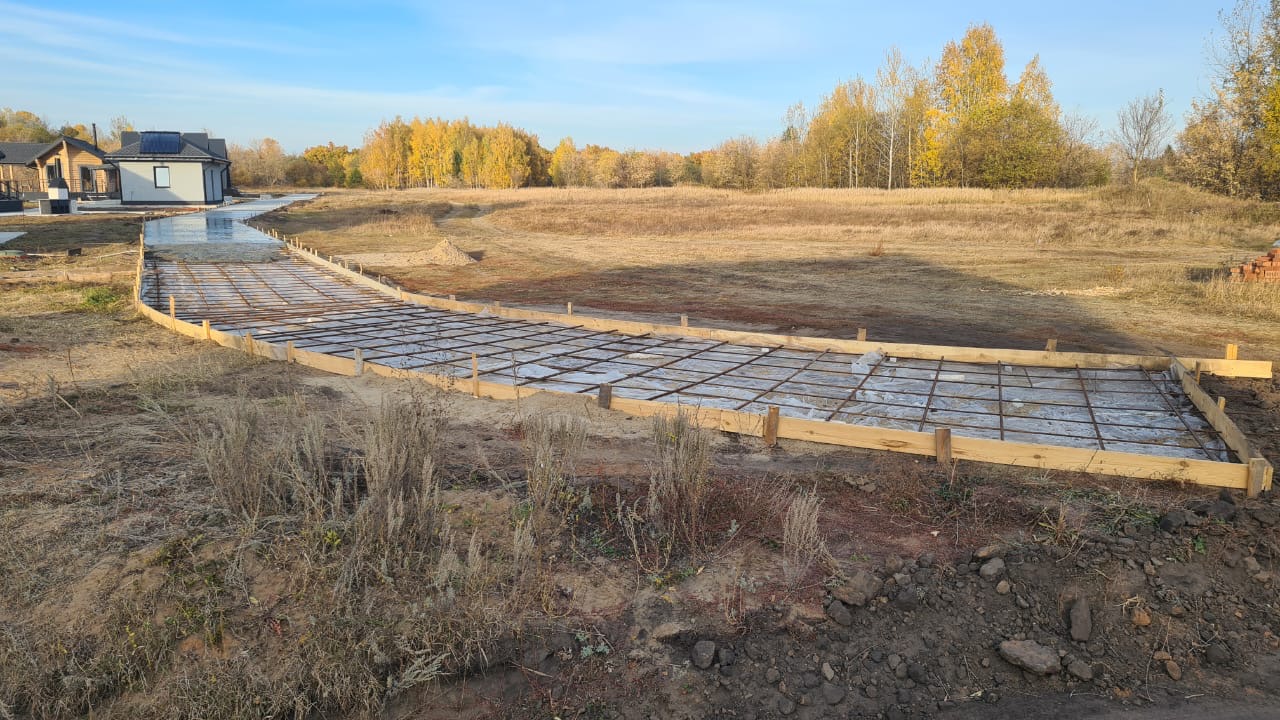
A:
[337, 23, 1111, 192]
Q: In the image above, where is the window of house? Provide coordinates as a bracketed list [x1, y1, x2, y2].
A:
[154, 166, 171, 188]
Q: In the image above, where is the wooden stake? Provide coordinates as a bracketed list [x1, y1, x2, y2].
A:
[598, 383, 613, 409]
[168, 295, 176, 319]
[1248, 457, 1269, 497]
[1225, 343, 1239, 360]
[1195, 361, 1203, 383]
[1217, 396, 1227, 412]
[764, 406, 780, 447]
[244, 331, 254, 357]
[935, 427, 953, 467]
[286, 340, 295, 363]
[680, 314, 688, 327]
[1045, 338, 1058, 352]
[202, 319, 211, 340]
[567, 302, 573, 316]
[857, 328, 867, 341]
[353, 348, 363, 376]
[449, 294, 456, 301]
[471, 354, 480, 397]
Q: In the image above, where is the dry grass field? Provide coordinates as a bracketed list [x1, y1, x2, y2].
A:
[0, 213, 143, 274]
[254, 182, 1280, 363]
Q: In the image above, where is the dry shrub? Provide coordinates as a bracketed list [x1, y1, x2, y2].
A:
[193, 396, 350, 522]
[616, 411, 719, 572]
[648, 411, 711, 548]
[522, 413, 587, 510]
[339, 393, 448, 593]
[782, 487, 833, 581]
[194, 399, 278, 518]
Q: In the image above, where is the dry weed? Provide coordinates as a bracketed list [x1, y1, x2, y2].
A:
[522, 413, 587, 510]
[782, 487, 833, 581]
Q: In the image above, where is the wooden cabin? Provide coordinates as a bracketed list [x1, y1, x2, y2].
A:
[28, 136, 120, 199]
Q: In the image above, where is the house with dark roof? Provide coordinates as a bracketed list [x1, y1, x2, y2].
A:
[0, 141, 45, 195]
[0, 147, 22, 211]
[28, 136, 119, 198]
[107, 131, 231, 205]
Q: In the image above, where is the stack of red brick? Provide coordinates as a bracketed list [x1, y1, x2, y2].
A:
[1229, 248, 1280, 282]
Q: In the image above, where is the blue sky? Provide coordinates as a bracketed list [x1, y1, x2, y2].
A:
[0, 1, 1231, 153]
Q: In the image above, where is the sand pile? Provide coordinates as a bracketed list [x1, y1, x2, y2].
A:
[423, 239, 476, 266]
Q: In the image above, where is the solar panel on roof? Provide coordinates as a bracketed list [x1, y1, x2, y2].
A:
[140, 132, 182, 154]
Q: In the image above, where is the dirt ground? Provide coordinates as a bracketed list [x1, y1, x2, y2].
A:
[2, 283, 1279, 719]
[252, 183, 1280, 362]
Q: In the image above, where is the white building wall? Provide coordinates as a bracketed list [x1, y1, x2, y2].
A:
[117, 161, 208, 204]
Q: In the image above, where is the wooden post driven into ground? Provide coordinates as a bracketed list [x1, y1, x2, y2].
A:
[1045, 339, 1058, 352]
[935, 428, 953, 467]
[353, 348, 364, 376]
[598, 383, 612, 409]
[764, 406, 780, 447]
[1249, 458, 1272, 497]
[471, 354, 480, 397]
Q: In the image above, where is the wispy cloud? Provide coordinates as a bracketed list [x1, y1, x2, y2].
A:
[0, 1, 315, 55]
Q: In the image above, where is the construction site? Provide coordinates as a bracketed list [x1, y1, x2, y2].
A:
[3, 188, 1280, 720]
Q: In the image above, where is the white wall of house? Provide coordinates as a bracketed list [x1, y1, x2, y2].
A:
[117, 160, 208, 204]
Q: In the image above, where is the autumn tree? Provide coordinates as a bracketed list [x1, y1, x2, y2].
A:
[302, 143, 357, 186]
[228, 138, 288, 187]
[0, 109, 56, 142]
[1175, 0, 1280, 198]
[876, 48, 916, 189]
[361, 117, 412, 189]
[1114, 91, 1173, 184]
[549, 137, 582, 186]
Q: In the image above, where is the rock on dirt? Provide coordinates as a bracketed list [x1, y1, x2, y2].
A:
[691, 640, 716, 669]
[979, 558, 1006, 580]
[1069, 597, 1092, 642]
[1067, 660, 1094, 681]
[821, 682, 847, 704]
[825, 599, 853, 626]
[999, 639, 1062, 675]
[831, 569, 882, 607]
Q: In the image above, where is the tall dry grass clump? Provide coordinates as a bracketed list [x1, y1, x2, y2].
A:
[782, 487, 833, 581]
[616, 410, 720, 572]
[195, 400, 275, 517]
[193, 396, 348, 522]
[522, 413, 587, 510]
[648, 411, 712, 549]
[340, 393, 448, 592]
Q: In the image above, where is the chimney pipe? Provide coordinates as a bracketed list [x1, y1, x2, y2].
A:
[92, 123, 99, 150]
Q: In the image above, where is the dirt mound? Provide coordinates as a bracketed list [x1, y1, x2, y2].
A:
[423, 239, 476, 266]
